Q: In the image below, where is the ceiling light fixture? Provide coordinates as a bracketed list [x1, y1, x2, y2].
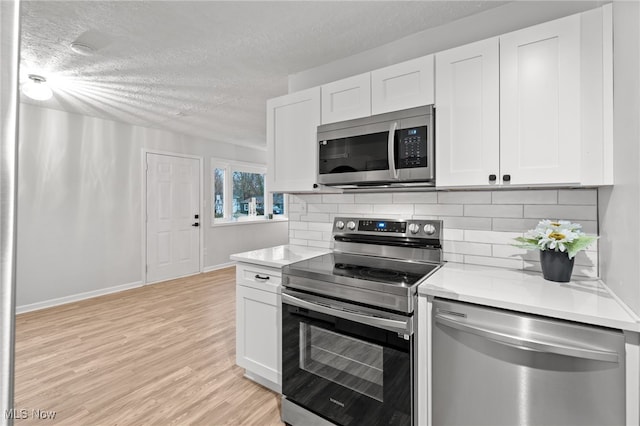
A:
[22, 74, 53, 101]
[70, 41, 95, 55]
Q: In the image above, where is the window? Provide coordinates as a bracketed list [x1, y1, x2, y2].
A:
[211, 160, 285, 224]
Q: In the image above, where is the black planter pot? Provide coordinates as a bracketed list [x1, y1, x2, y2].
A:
[539, 250, 575, 282]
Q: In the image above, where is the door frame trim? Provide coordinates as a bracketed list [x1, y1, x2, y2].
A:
[141, 149, 204, 285]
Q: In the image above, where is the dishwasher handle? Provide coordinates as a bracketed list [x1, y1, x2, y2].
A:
[434, 313, 619, 363]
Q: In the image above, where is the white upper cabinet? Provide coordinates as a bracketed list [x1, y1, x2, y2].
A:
[436, 6, 612, 188]
[371, 55, 435, 115]
[435, 38, 500, 187]
[267, 87, 321, 193]
[500, 14, 581, 185]
[321, 73, 371, 124]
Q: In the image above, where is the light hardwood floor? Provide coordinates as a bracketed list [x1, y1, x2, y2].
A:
[14, 267, 284, 425]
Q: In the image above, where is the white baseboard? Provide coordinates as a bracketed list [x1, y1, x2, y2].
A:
[203, 261, 236, 273]
[16, 280, 143, 314]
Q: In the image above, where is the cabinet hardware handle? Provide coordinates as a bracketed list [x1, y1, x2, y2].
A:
[255, 274, 270, 281]
[313, 183, 319, 189]
[502, 174, 511, 182]
[192, 223, 199, 227]
[488, 174, 497, 182]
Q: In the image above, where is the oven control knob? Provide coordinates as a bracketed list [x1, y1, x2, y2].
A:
[408, 223, 420, 234]
[347, 221, 356, 231]
[335, 220, 345, 230]
[423, 224, 437, 236]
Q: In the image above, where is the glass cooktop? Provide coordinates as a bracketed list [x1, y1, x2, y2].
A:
[285, 252, 439, 289]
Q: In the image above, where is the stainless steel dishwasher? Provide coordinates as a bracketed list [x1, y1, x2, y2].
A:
[432, 298, 625, 426]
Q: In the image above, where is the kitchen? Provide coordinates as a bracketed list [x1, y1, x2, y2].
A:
[1, 1, 640, 425]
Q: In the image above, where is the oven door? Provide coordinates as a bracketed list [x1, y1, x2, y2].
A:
[282, 290, 413, 426]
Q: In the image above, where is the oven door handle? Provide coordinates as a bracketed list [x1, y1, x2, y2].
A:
[282, 293, 411, 335]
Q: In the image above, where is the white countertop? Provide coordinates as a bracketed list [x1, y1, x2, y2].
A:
[230, 244, 330, 269]
[419, 262, 640, 332]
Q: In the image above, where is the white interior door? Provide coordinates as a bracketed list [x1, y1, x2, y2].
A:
[146, 153, 200, 283]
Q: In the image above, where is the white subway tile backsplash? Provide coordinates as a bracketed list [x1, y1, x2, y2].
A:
[307, 203, 338, 213]
[444, 253, 464, 263]
[338, 204, 374, 214]
[294, 194, 320, 203]
[287, 188, 600, 277]
[355, 193, 393, 204]
[524, 205, 597, 221]
[492, 190, 557, 204]
[289, 221, 308, 231]
[322, 194, 354, 204]
[307, 222, 333, 232]
[441, 216, 492, 230]
[293, 230, 323, 241]
[465, 230, 522, 245]
[464, 204, 523, 218]
[558, 189, 597, 205]
[492, 218, 547, 232]
[492, 244, 528, 258]
[393, 192, 437, 204]
[288, 203, 307, 213]
[465, 255, 523, 270]
[289, 238, 308, 246]
[574, 250, 598, 267]
[443, 241, 492, 256]
[373, 204, 415, 215]
[438, 191, 491, 204]
[301, 213, 331, 222]
[414, 204, 463, 216]
[442, 228, 464, 241]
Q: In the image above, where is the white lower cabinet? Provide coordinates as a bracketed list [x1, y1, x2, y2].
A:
[235, 262, 281, 393]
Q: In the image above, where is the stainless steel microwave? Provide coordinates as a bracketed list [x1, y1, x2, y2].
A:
[317, 105, 434, 187]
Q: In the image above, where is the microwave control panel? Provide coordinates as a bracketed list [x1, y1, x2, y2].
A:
[397, 126, 427, 168]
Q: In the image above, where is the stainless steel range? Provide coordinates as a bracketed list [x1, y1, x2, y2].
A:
[281, 217, 443, 426]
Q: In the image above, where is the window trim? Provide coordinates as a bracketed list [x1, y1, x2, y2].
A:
[211, 158, 286, 226]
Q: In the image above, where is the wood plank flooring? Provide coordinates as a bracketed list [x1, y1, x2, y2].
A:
[13, 267, 284, 425]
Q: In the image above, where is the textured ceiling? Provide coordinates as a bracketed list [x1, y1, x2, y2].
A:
[20, 1, 506, 149]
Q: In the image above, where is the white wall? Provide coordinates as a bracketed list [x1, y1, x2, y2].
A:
[598, 0, 640, 315]
[16, 103, 287, 309]
[289, 1, 606, 92]
[289, 189, 599, 278]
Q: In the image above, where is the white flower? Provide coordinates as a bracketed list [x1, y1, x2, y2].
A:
[537, 228, 579, 252]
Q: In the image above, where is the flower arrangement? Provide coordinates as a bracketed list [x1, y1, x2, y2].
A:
[513, 220, 598, 259]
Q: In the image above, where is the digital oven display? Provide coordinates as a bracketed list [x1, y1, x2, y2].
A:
[359, 220, 406, 233]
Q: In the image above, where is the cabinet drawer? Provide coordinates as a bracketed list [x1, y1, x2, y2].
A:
[236, 262, 282, 293]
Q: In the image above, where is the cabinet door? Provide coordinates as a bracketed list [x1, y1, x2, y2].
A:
[321, 72, 371, 124]
[435, 38, 500, 187]
[266, 87, 321, 193]
[371, 55, 434, 115]
[500, 14, 581, 185]
[236, 285, 281, 387]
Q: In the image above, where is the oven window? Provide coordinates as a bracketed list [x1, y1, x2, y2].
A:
[299, 324, 384, 402]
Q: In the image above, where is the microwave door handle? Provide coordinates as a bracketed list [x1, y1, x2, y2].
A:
[388, 121, 399, 180]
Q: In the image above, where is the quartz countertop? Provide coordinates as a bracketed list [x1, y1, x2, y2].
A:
[419, 262, 640, 332]
[230, 244, 330, 269]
